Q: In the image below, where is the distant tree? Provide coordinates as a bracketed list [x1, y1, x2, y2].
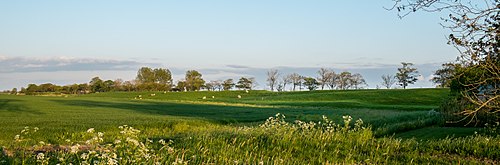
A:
[222, 79, 235, 91]
[113, 79, 124, 91]
[10, 88, 17, 95]
[89, 77, 104, 93]
[336, 71, 352, 90]
[185, 70, 205, 91]
[154, 68, 173, 85]
[205, 82, 214, 91]
[281, 74, 292, 91]
[266, 69, 279, 91]
[136, 67, 155, 84]
[136, 67, 173, 91]
[20, 87, 26, 94]
[317, 68, 334, 90]
[289, 73, 302, 91]
[276, 83, 284, 92]
[350, 73, 367, 89]
[298, 76, 306, 91]
[78, 83, 89, 94]
[381, 74, 397, 89]
[396, 62, 419, 89]
[431, 63, 460, 88]
[103, 80, 115, 92]
[206, 80, 222, 91]
[236, 77, 253, 90]
[249, 77, 258, 89]
[176, 80, 187, 92]
[326, 70, 337, 90]
[26, 84, 38, 95]
[213, 80, 223, 91]
[303, 77, 320, 91]
[122, 81, 135, 92]
[69, 84, 79, 94]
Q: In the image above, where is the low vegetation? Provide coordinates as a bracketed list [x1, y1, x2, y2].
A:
[0, 88, 498, 164]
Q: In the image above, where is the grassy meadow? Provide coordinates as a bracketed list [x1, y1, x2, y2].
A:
[0, 88, 498, 164]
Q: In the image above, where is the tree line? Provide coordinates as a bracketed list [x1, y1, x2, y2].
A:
[265, 68, 368, 91]
[4, 62, 423, 95]
[7, 67, 258, 95]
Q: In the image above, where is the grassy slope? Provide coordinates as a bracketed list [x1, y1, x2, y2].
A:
[2, 88, 498, 164]
[86, 88, 449, 110]
[0, 88, 453, 144]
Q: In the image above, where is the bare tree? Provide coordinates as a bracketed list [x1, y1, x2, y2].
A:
[351, 73, 367, 89]
[317, 68, 334, 90]
[381, 74, 397, 89]
[206, 80, 222, 91]
[289, 73, 302, 91]
[326, 71, 337, 89]
[282, 74, 292, 91]
[337, 71, 352, 90]
[266, 69, 280, 91]
[390, 0, 500, 125]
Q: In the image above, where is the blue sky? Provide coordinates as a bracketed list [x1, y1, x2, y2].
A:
[0, 1, 458, 90]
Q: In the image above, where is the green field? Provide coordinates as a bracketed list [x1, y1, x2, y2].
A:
[1, 88, 498, 164]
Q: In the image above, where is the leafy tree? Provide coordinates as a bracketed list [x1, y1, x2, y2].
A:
[303, 77, 319, 91]
[236, 77, 253, 90]
[78, 83, 89, 94]
[266, 69, 279, 91]
[222, 79, 235, 91]
[103, 80, 115, 92]
[185, 70, 205, 91]
[89, 77, 104, 93]
[431, 63, 460, 88]
[136, 67, 155, 84]
[10, 88, 17, 95]
[153, 68, 173, 85]
[26, 84, 38, 95]
[176, 80, 187, 92]
[19, 87, 26, 94]
[381, 74, 397, 89]
[396, 62, 419, 89]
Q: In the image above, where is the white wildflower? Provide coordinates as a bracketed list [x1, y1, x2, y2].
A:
[81, 153, 89, 160]
[36, 153, 45, 160]
[86, 128, 95, 133]
[70, 144, 80, 154]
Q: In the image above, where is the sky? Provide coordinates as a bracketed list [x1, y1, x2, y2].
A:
[0, 1, 458, 90]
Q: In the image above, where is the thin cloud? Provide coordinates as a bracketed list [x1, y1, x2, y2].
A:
[226, 65, 253, 69]
[0, 56, 161, 73]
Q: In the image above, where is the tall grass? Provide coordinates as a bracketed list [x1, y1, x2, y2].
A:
[1, 114, 498, 164]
